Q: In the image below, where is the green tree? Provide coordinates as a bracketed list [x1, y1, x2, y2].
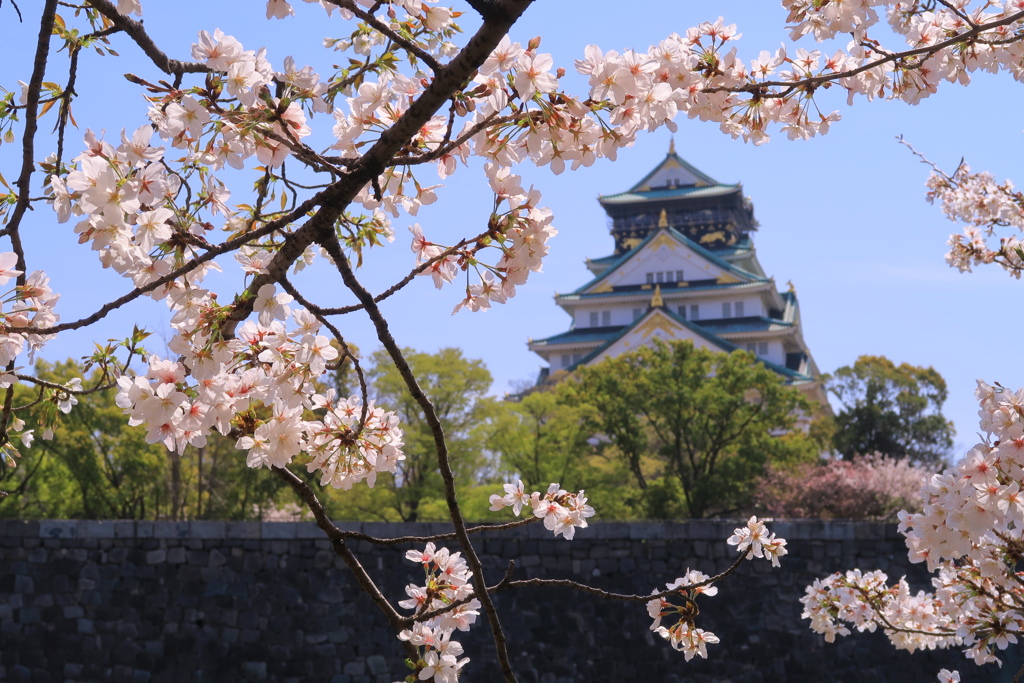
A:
[0, 359, 293, 520]
[574, 340, 818, 519]
[0, 359, 168, 519]
[366, 347, 495, 522]
[825, 355, 954, 466]
[489, 386, 597, 490]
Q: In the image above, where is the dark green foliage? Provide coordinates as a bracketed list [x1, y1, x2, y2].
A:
[573, 340, 818, 518]
[826, 355, 954, 466]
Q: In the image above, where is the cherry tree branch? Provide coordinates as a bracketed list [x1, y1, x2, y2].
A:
[711, 9, 1024, 100]
[10, 191, 327, 336]
[85, 0, 212, 75]
[321, 231, 519, 682]
[317, 230, 486, 316]
[500, 546, 750, 603]
[324, 0, 444, 73]
[272, 465, 419, 661]
[2, 0, 59, 443]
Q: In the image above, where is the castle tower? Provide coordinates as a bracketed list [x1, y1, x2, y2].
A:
[528, 144, 827, 407]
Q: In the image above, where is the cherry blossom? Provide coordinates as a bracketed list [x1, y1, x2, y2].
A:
[13, 1, 1024, 681]
[803, 382, 1024, 676]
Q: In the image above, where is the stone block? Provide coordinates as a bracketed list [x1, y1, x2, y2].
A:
[366, 655, 387, 676]
[226, 521, 260, 539]
[191, 521, 225, 540]
[166, 548, 187, 564]
[321, 585, 344, 604]
[208, 549, 227, 567]
[145, 550, 166, 565]
[343, 661, 365, 676]
[38, 521, 76, 539]
[2, 520, 32, 538]
[360, 522, 393, 539]
[13, 575, 33, 594]
[242, 661, 267, 680]
[262, 523, 296, 540]
[242, 553, 263, 573]
[629, 523, 667, 539]
[294, 522, 323, 539]
[135, 521, 154, 538]
[79, 521, 116, 538]
[152, 521, 189, 539]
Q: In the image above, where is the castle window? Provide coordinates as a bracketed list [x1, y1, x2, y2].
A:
[722, 302, 732, 318]
[758, 342, 769, 355]
[646, 272, 653, 284]
[589, 311, 598, 327]
[601, 311, 611, 326]
[690, 304, 699, 320]
[655, 272, 664, 283]
[746, 343, 757, 353]
[561, 354, 570, 367]
[676, 270, 684, 282]
[735, 301, 745, 317]
[676, 305, 686, 319]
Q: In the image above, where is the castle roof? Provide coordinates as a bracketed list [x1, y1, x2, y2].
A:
[529, 306, 814, 384]
[570, 225, 767, 297]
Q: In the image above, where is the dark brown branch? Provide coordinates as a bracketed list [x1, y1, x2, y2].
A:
[2, 0, 59, 442]
[12, 373, 114, 396]
[85, 0, 212, 75]
[273, 466, 418, 661]
[1, 0, 24, 22]
[387, 112, 521, 167]
[8, 0, 58, 278]
[321, 231, 522, 680]
[711, 9, 1024, 100]
[500, 544, 750, 603]
[10, 191, 327, 336]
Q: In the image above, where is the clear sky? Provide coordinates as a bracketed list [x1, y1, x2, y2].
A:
[1, 1, 1021, 456]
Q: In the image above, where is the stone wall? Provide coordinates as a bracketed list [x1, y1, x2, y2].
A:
[0, 519, 1015, 683]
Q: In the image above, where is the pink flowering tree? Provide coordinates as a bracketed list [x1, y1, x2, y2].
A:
[2, 0, 1024, 680]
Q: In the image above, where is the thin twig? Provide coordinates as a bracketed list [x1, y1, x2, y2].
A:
[324, 0, 444, 73]
[273, 466, 419, 661]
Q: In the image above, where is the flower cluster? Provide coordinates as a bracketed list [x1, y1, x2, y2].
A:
[647, 571, 721, 661]
[0, 252, 58, 367]
[803, 381, 1024, 676]
[399, 543, 478, 683]
[647, 517, 787, 660]
[727, 516, 789, 567]
[922, 163, 1024, 277]
[489, 480, 595, 540]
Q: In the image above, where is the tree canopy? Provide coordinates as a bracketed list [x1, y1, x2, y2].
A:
[826, 355, 954, 466]
[573, 340, 819, 518]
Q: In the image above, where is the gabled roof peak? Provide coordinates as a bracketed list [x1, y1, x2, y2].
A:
[625, 145, 722, 194]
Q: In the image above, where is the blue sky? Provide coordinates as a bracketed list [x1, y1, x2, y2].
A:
[1, 1, 1021, 455]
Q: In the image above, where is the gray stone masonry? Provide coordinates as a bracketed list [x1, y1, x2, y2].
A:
[0, 520, 1017, 682]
